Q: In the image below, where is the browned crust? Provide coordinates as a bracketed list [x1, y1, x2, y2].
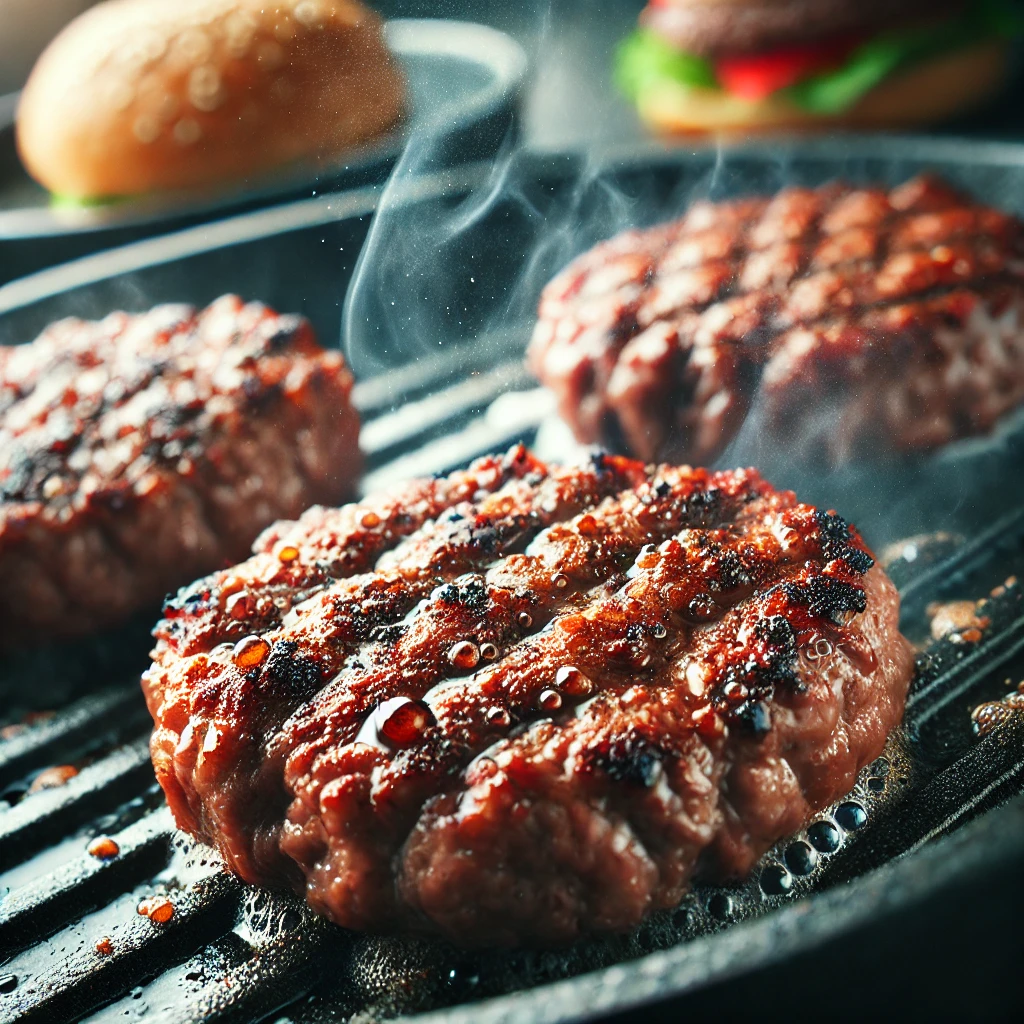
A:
[0, 294, 361, 646]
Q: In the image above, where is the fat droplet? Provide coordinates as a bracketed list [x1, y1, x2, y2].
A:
[553, 573, 569, 589]
[517, 611, 534, 629]
[87, 836, 120, 860]
[538, 689, 562, 711]
[232, 635, 270, 669]
[94, 936, 114, 955]
[651, 623, 668, 640]
[376, 697, 435, 747]
[149, 899, 174, 924]
[137, 897, 174, 923]
[225, 591, 251, 620]
[277, 545, 299, 563]
[479, 642, 499, 661]
[486, 706, 511, 728]
[448, 641, 480, 670]
[360, 511, 381, 529]
[555, 666, 593, 696]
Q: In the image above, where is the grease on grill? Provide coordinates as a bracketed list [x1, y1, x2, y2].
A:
[137, 897, 175, 924]
[87, 836, 120, 860]
[972, 680, 1024, 738]
[28, 764, 79, 792]
[927, 599, 991, 643]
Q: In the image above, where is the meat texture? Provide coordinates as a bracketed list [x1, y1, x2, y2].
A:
[641, 0, 965, 56]
[145, 446, 913, 946]
[0, 295, 360, 647]
[528, 175, 1024, 465]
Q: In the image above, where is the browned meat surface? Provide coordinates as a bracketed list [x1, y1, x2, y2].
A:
[641, 0, 965, 57]
[0, 295, 360, 648]
[528, 175, 1024, 465]
[144, 446, 913, 946]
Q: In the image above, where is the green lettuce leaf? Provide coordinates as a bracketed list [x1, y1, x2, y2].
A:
[789, 0, 1023, 114]
[49, 192, 124, 210]
[615, 28, 717, 100]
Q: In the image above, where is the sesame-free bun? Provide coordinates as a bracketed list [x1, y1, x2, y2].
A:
[16, 0, 406, 199]
[638, 39, 1009, 135]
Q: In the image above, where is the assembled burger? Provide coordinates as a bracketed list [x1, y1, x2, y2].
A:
[616, 0, 1020, 133]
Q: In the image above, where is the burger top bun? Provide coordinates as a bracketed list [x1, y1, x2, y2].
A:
[16, 0, 406, 200]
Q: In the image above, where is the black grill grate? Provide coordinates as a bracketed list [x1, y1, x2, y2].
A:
[3, 342, 1024, 1024]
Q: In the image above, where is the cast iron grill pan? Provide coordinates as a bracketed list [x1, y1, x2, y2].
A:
[3, 139, 1024, 1022]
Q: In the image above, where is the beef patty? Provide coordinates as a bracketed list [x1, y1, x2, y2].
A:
[0, 295, 360, 648]
[145, 446, 913, 946]
[641, 0, 966, 57]
[528, 175, 1024, 466]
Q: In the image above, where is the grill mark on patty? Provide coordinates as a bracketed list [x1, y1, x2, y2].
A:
[529, 175, 1024, 464]
[278, 467, 759, 785]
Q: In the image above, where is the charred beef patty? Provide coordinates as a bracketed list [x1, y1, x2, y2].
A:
[528, 175, 1024, 465]
[0, 295, 360, 648]
[641, 0, 966, 57]
[145, 445, 913, 946]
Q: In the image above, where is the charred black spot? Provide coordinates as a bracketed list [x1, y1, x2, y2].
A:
[816, 510, 874, 575]
[755, 614, 797, 655]
[586, 447, 612, 475]
[435, 576, 490, 613]
[709, 549, 752, 596]
[681, 488, 722, 527]
[369, 624, 406, 645]
[263, 640, 324, 700]
[782, 575, 867, 621]
[734, 700, 772, 736]
[586, 730, 665, 788]
[652, 479, 672, 498]
[625, 623, 648, 645]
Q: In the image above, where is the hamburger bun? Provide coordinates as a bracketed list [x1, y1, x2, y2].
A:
[637, 38, 1010, 135]
[16, 0, 406, 200]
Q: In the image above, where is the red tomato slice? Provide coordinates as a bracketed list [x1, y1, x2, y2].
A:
[715, 37, 862, 101]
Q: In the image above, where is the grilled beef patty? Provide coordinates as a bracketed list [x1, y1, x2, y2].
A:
[641, 0, 966, 57]
[145, 446, 912, 946]
[0, 295, 360, 648]
[528, 175, 1024, 465]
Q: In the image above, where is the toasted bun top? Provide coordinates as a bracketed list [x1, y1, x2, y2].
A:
[16, 0, 406, 199]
